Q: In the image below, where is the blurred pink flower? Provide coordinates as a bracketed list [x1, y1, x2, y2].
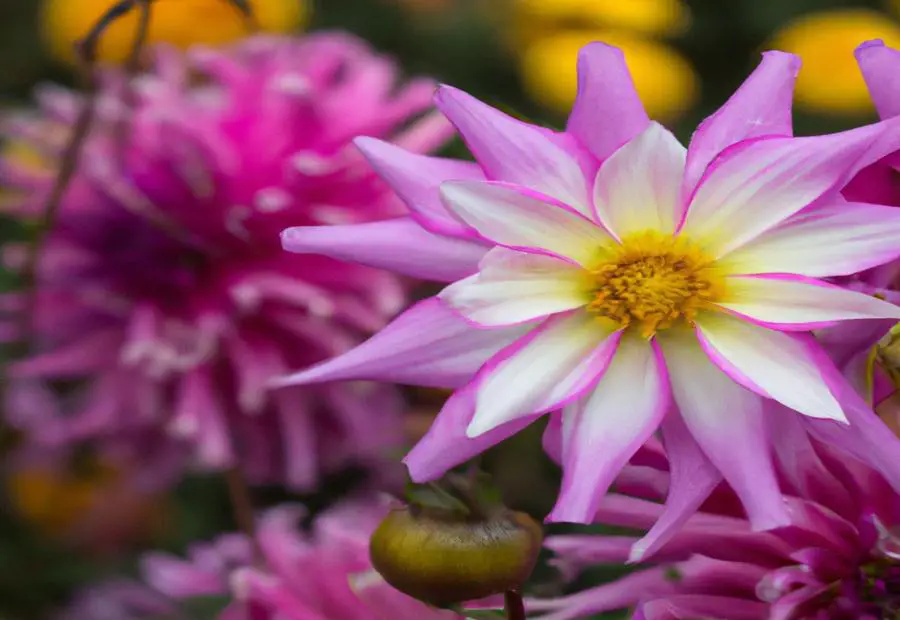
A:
[0, 33, 454, 488]
[278, 41, 900, 525]
[529, 412, 900, 620]
[61, 498, 468, 620]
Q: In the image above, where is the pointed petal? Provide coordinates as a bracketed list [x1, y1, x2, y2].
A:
[354, 137, 483, 237]
[404, 382, 538, 482]
[281, 218, 488, 283]
[660, 331, 790, 530]
[467, 312, 621, 437]
[435, 85, 591, 215]
[547, 337, 669, 523]
[273, 298, 533, 389]
[629, 412, 723, 562]
[681, 119, 900, 257]
[592, 122, 686, 238]
[856, 40, 900, 120]
[719, 202, 900, 277]
[440, 248, 589, 326]
[566, 42, 650, 162]
[717, 274, 900, 330]
[695, 312, 846, 422]
[440, 181, 613, 266]
[683, 51, 800, 198]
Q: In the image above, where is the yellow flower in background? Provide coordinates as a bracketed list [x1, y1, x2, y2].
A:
[520, 30, 699, 122]
[41, 0, 308, 65]
[513, 0, 690, 42]
[768, 9, 900, 116]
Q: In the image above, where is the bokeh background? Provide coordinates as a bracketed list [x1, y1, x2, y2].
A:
[0, 0, 898, 617]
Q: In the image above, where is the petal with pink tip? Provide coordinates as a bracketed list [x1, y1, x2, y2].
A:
[273, 297, 533, 389]
[682, 51, 799, 199]
[440, 181, 613, 266]
[681, 119, 900, 256]
[353, 137, 483, 237]
[856, 40, 900, 120]
[695, 313, 846, 422]
[405, 382, 539, 482]
[566, 42, 650, 161]
[717, 274, 900, 330]
[718, 202, 900, 278]
[629, 412, 723, 563]
[440, 248, 589, 326]
[592, 122, 685, 237]
[281, 218, 488, 283]
[660, 330, 790, 531]
[547, 336, 669, 524]
[467, 312, 622, 437]
[435, 85, 592, 215]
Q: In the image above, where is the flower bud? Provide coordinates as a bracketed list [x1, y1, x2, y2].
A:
[369, 499, 543, 606]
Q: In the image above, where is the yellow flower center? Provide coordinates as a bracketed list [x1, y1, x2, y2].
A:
[587, 231, 723, 337]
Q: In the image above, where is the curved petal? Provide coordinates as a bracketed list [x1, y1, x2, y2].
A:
[439, 248, 589, 326]
[566, 42, 650, 162]
[281, 218, 488, 283]
[592, 122, 686, 238]
[547, 337, 669, 523]
[272, 298, 534, 389]
[660, 331, 790, 531]
[353, 137, 483, 237]
[694, 312, 845, 422]
[682, 51, 799, 200]
[434, 85, 592, 215]
[717, 274, 900, 330]
[718, 202, 900, 277]
[440, 181, 613, 266]
[467, 312, 622, 437]
[856, 39, 900, 120]
[629, 412, 723, 563]
[404, 382, 539, 482]
[681, 118, 900, 257]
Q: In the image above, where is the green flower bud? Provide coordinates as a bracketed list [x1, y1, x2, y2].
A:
[369, 482, 543, 607]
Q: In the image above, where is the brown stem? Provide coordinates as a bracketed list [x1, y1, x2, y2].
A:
[113, 0, 152, 162]
[504, 589, 526, 620]
[223, 466, 263, 566]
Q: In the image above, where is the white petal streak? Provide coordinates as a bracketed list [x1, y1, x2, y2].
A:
[593, 122, 686, 238]
[440, 248, 589, 326]
[718, 202, 900, 278]
[694, 313, 846, 422]
[548, 337, 669, 522]
[467, 312, 621, 437]
[440, 181, 613, 267]
[718, 275, 900, 327]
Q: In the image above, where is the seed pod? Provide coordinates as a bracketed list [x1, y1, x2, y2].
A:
[369, 503, 543, 606]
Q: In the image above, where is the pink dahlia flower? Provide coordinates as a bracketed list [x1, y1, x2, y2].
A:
[1, 33, 454, 488]
[60, 499, 468, 620]
[529, 412, 900, 620]
[279, 42, 900, 524]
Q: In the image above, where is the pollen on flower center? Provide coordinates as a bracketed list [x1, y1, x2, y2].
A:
[586, 231, 723, 337]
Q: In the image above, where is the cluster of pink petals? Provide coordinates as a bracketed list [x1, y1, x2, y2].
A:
[0, 33, 453, 488]
[59, 498, 463, 620]
[528, 410, 900, 620]
[279, 39, 900, 525]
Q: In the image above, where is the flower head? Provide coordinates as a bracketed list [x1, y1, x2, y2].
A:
[2, 34, 452, 488]
[528, 412, 900, 619]
[280, 42, 900, 527]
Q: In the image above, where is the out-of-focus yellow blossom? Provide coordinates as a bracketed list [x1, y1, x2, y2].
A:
[512, 0, 690, 43]
[520, 30, 699, 122]
[768, 9, 900, 116]
[41, 0, 307, 66]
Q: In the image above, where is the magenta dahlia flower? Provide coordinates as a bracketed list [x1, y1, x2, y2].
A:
[278, 42, 900, 523]
[60, 499, 468, 620]
[528, 411, 900, 620]
[0, 33, 454, 488]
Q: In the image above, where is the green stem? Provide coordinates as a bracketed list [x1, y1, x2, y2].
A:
[504, 589, 526, 620]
